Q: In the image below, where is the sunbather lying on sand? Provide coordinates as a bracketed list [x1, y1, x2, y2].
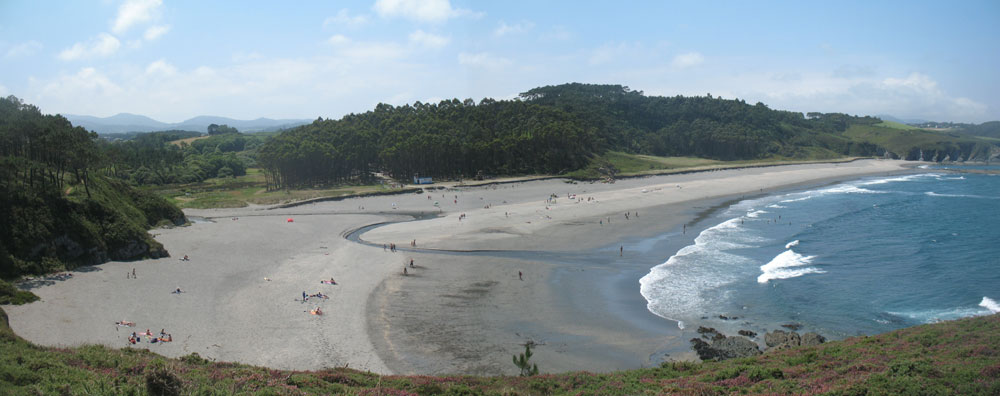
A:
[116, 320, 135, 327]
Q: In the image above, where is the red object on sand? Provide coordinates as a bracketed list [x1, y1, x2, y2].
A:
[287, 218, 294, 223]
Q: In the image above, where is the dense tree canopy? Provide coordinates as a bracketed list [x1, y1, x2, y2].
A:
[257, 84, 890, 189]
[0, 96, 183, 278]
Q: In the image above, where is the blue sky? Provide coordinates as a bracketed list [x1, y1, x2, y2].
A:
[1, 0, 998, 123]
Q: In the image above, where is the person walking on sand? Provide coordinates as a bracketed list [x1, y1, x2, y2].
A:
[519, 271, 523, 281]
[132, 268, 136, 278]
[620, 245, 623, 257]
[302, 291, 308, 301]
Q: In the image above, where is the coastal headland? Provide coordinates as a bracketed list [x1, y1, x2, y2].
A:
[5, 159, 910, 375]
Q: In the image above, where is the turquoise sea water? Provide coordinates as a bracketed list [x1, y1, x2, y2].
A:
[639, 165, 1000, 338]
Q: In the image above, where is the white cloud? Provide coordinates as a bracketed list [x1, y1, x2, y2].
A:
[408, 29, 449, 48]
[112, 0, 163, 34]
[672, 52, 704, 69]
[589, 42, 645, 65]
[494, 20, 533, 37]
[458, 52, 511, 69]
[720, 71, 988, 121]
[328, 34, 351, 46]
[58, 33, 121, 61]
[540, 26, 572, 41]
[323, 9, 369, 28]
[5, 40, 43, 59]
[373, 0, 481, 23]
[40, 67, 124, 101]
[145, 59, 176, 76]
[143, 24, 170, 41]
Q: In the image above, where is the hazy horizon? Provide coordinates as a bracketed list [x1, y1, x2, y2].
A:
[1, 0, 998, 123]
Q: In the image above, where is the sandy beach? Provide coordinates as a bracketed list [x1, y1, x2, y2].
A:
[5, 159, 911, 375]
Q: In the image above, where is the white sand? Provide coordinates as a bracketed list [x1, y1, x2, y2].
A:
[5, 159, 910, 374]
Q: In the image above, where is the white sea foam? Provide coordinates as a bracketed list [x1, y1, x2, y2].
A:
[746, 210, 768, 218]
[766, 204, 786, 209]
[981, 297, 1000, 313]
[860, 174, 935, 186]
[780, 195, 814, 203]
[785, 240, 800, 249]
[925, 191, 996, 199]
[888, 305, 993, 324]
[757, 250, 823, 283]
[640, 217, 755, 328]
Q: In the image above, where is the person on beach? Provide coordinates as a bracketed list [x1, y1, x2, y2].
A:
[132, 268, 136, 278]
[383, 243, 387, 252]
[620, 245, 623, 256]
[403, 266, 408, 275]
[409, 258, 414, 268]
[302, 291, 308, 301]
[519, 271, 523, 281]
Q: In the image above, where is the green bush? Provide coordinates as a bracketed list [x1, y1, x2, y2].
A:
[0, 279, 38, 305]
[145, 366, 183, 396]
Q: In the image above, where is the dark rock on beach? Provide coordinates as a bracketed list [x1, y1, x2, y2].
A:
[764, 329, 826, 351]
[801, 332, 827, 346]
[690, 335, 761, 361]
[738, 330, 757, 338]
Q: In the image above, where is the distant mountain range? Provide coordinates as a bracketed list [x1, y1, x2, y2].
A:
[63, 113, 311, 134]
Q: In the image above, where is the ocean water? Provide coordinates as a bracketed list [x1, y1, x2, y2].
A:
[639, 165, 1000, 339]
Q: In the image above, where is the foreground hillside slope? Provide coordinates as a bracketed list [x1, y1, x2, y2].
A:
[1, 306, 996, 395]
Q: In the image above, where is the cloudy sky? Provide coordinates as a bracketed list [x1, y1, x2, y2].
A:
[1, 0, 998, 123]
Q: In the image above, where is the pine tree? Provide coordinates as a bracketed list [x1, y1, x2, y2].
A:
[512, 344, 539, 376]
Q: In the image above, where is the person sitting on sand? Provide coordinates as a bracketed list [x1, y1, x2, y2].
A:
[330, 277, 336, 284]
[173, 287, 183, 294]
[181, 255, 189, 261]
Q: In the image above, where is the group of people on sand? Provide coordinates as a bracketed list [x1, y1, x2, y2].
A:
[127, 328, 172, 345]
[385, 243, 398, 252]
[403, 257, 416, 275]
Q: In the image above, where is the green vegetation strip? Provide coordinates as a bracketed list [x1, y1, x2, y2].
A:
[2, 305, 997, 395]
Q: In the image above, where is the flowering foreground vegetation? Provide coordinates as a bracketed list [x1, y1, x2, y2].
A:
[1, 307, 997, 395]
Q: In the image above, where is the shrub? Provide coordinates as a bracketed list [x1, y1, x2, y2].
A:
[145, 366, 183, 396]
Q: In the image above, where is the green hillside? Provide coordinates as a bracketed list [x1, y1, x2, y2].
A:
[258, 83, 999, 187]
[1, 306, 996, 395]
[0, 96, 185, 293]
[843, 124, 994, 161]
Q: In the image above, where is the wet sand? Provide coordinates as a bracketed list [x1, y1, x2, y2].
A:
[5, 159, 910, 375]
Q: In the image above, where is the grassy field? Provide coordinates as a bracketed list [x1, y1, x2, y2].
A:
[150, 169, 405, 209]
[875, 121, 923, 131]
[843, 124, 980, 157]
[1, 305, 996, 395]
[168, 135, 210, 147]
